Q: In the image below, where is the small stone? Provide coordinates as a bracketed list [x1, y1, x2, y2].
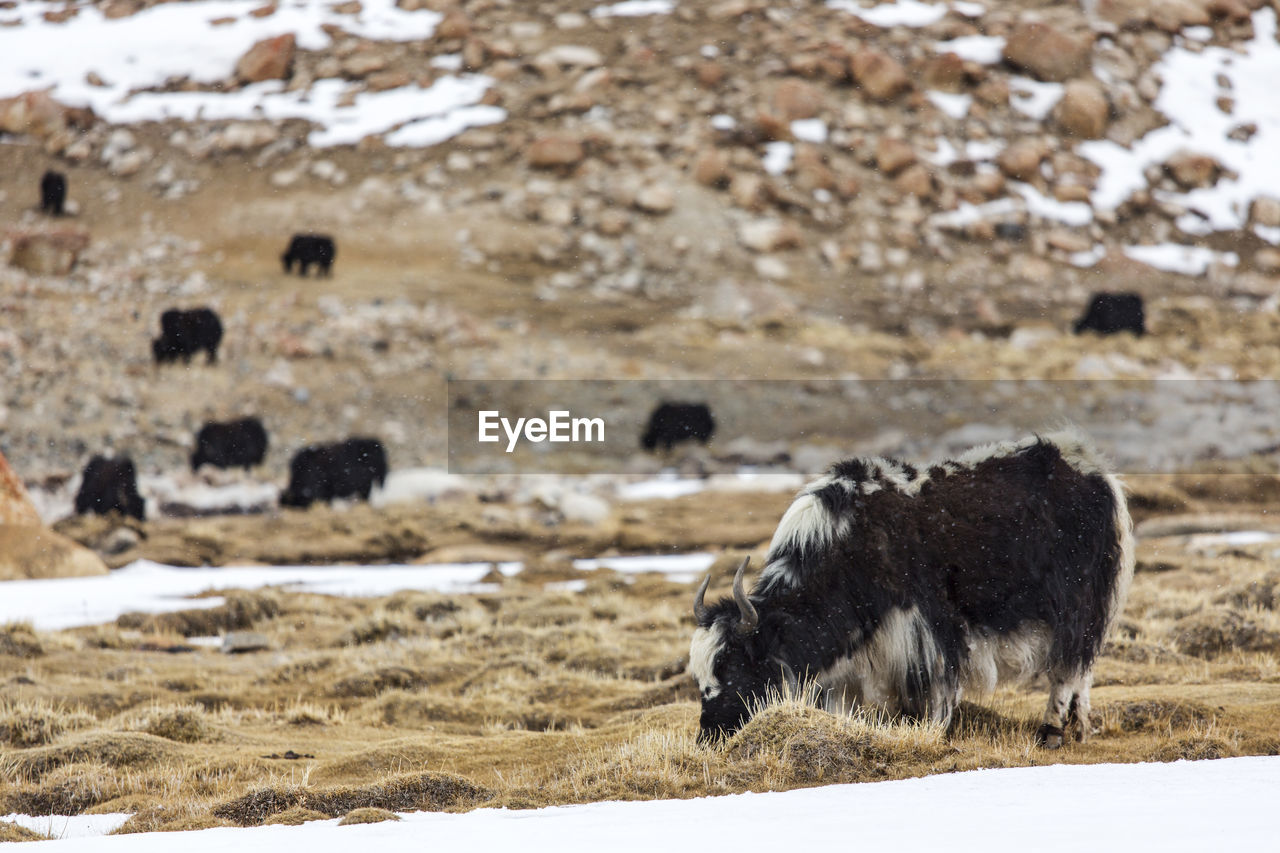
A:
[922, 52, 967, 93]
[1002, 21, 1091, 83]
[597, 209, 629, 235]
[235, 33, 296, 82]
[692, 148, 730, 187]
[436, 8, 471, 39]
[1054, 80, 1109, 139]
[754, 255, 790, 280]
[1250, 197, 1280, 228]
[874, 137, 916, 175]
[540, 197, 574, 226]
[997, 139, 1050, 181]
[1046, 228, 1092, 253]
[729, 173, 766, 210]
[223, 632, 271, 654]
[772, 78, 823, 121]
[1164, 150, 1221, 189]
[893, 163, 933, 198]
[341, 52, 388, 78]
[1255, 249, 1280, 274]
[695, 60, 725, 88]
[738, 218, 802, 252]
[634, 184, 675, 214]
[850, 48, 910, 101]
[9, 228, 91, 275]
[527, 136, 585, 169]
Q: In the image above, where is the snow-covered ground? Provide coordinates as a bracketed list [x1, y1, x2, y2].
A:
[6, 756, 1278, 850]
[0, 0, 503, 147]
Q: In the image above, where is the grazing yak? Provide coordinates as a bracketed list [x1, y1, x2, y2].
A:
[280, 437, 387, 508]
[153, 308, 223, 365]
[74, 455, 145, 521]
[690, 429, 1134, 749]
[191, 417, 269, 472]
[1074, 292, 1145, 337]
[40, 170, 67, 216]
[281, 233, 336, 277]
[641, 402, 716, 452]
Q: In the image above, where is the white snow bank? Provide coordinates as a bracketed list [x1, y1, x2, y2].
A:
[0, 0, 504, 148]
[590, 0, 674, 17]
[573, 552, 716, 583]
[0, 814, 130, 841]
[1081, 8, 1280, 231]
[13, 757, 1280, 852]
[1123, 243, 1238, 276]
[934, 34, 1004, 64]
[828, 0, 947, 27]
[0, 559, 512, 631]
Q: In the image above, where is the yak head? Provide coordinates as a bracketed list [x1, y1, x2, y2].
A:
[689, 558, 796, 744]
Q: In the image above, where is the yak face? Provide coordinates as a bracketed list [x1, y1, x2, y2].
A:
[689, 558, 794, 744]
[689, 621, 781, 743]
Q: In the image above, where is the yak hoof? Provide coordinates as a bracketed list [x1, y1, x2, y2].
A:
[1036, 724, 1065, 749]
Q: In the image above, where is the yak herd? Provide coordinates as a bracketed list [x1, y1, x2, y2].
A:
[40, 168, 1144, 526]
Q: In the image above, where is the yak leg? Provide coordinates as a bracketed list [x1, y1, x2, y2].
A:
[1066, 673, 1094, 743]
[1037, 671, 1091, 749]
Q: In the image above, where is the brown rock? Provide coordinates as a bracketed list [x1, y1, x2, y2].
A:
[1250, 197, 1280, 228]
[738, 218, 803, 252]
[235, 33, 296, 83]
[249, 4, 278, 17]
[850, 49, 910, 101]
[1046, 228, 1092, 253]
[974, 77, 1009, 107]
[772, 78, 824, 121]
[875, 137, 917, 175]
[793, 146, 835, 192]
[527, 136, 585, 169]
[1254, 248, 1280, 273]
[1165, 150, 1222, 188]
[634, 184, 675, 215]
[695, 60, 725, 89]
[436, 8, 472, 39]
[366, 70, 412, 91]
[8, 228, 90, 275]
[922, 52, 967, 93]
[692, 149, 730, 187]
[0, 451, 41, 527]
[1002, 21, 1091, 83]
[997, 139, 1050, 181]
[893, 163, 934, 198]
[1206, 0, 1251, 22]
[971, 171, 1006, 199]
[0, 525, 109, 581]
[342, 52, 388, 78]
[1150, 0, 1210, 32]
[730, 172, 767, 210]
[1053, 182, 1092, 203]
[0, 90, 83, 138]
[753, 109, 791, 142]
[1054, 79, 1110, 139]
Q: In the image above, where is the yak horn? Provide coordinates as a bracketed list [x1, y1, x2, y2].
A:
[693, 573, 712, 624]
[733, 557, 758, 634]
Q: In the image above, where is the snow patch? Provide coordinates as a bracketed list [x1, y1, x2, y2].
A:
[1123, 243, 1239, 276]
[828, 0, 947, 27]
[934, 34, 1004, 64]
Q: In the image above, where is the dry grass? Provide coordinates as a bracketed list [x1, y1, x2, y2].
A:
[4, 491, 1280, 833]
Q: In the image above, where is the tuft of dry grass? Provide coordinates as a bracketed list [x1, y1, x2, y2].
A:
[263, 806, 331, 826]
[0, 622, 44, 658]
[117, 591, 282, 637]
[126, 703, 215, 743]
[0, 821, 48, 842]
[212, 772, 491, 825]
[339, 807, 400, 825]
[0, 699, 95, 748]
[3, 762, 121, 815]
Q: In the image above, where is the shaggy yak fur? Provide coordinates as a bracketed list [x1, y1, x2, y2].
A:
[689, 429, 1134, 749]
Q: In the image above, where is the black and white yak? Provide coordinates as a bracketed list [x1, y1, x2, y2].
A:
[689, 429, 1134, 749]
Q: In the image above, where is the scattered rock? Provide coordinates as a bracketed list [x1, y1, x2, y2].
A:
[0, 451, 41, 527]
[8, 228, 91, 275]
[850, 49, 910, 101]
[997, 139, 1050, 181]
[1249, 196, 1280, 228]
[634, 184, 675, 215]
[0, 525, 108, 581]
[1255, 249, 1280, 274]
[738, 219, 802, 253]
[1002, 21, 1091, 83]
[0, 90, 93, 139]
[235, 34, 296, 83]
[691, 149, 730, 187]
[1054, 80, 1109, 139]
[874, 137, 916, 175]
[527, 136, 585, 169]
[435, 8, 471, 39]
[1164, 150, 1222, 189]
[922, 53, 967, 93]
[772, 78, 823, 121]
[893, 163, 933, 198]
[223, 632, 271, 654]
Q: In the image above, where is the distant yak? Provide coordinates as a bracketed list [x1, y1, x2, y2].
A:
[1074, 292, 1145, 337]
[191, 417, 269, 472]
[641, 402, 716, 452]
[280, 437, 388, 508]
[74, 455, 145, 521]
[281, 234, 336, 277]
[40, 170, 67, 216]
[153, 308, 223, 365]
[690, 430, 1134, 749]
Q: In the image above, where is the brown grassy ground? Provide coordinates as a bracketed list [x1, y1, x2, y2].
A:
[5, 481, 1280, 836]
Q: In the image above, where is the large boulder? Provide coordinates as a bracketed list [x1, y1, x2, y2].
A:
[0, 525, 109, 580]
[0, 90, 95, 139]
[235, 34, 296, 83]
[1054, 80, 1110, 139]
[850, 49, 910, 101]
[0, 451, 41, 526]
[1002, 21, 1092, 82]
[8, 228, 90, 275]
